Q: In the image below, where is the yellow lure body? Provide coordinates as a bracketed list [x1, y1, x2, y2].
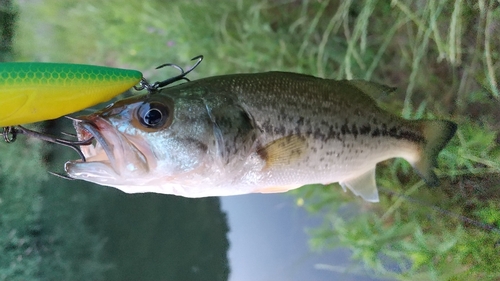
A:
[0, 62, 142, 126]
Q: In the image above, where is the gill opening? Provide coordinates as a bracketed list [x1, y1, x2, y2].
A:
[201, 97, 228, 165]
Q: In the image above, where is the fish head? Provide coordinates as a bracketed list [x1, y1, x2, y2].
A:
[64, 91, 216, 193]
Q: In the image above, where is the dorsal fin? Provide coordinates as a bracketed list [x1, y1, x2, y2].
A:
[348, 80, 397, 96]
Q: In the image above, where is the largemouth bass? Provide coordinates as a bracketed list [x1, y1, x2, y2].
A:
[64, 72, 457, 202]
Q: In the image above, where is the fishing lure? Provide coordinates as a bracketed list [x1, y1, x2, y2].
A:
[1, 56, 204, 164]
[0, 62, 143, 127]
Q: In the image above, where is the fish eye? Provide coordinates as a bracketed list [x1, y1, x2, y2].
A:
[137, 101, 171, 129]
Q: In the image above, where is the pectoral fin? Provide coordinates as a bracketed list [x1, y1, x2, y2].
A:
[340, 167, 379, 202]
[257, 135, 307, 169]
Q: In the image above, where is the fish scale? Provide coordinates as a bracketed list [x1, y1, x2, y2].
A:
[65, 71, 457, 202]
[199, 73, 420, 170]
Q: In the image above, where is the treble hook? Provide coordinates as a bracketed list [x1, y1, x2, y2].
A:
[153, 55, 203, 88]
[2, 122, 93, 180]
[134, 55, 204, 93]
[2, 124, 92, 162]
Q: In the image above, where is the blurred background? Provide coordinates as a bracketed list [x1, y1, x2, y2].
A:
[1, 0, 500, 280]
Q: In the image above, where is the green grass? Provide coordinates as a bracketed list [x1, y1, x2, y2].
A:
[7, 0, 500, 280]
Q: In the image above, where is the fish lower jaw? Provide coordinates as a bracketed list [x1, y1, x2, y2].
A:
[65, 155, 152, 183]
[64, 160, 119, 183]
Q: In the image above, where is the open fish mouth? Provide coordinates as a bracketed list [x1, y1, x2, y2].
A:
[64, 116, 150, 183]
[77, 121, 116, 167]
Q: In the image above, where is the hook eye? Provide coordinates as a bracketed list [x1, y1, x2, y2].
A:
[3, 127, 16, 143]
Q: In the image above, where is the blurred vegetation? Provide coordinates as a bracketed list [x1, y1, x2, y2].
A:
[1, 0, 499, 280]
[0, 0, 15, 62]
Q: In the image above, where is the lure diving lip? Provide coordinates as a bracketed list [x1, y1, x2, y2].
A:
[0, 62, 143, 127]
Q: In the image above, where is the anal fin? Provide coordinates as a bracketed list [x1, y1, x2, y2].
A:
[340, 167, 379, 202]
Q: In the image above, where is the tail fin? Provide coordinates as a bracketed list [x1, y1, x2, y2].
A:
[412, 120, 457, 186]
